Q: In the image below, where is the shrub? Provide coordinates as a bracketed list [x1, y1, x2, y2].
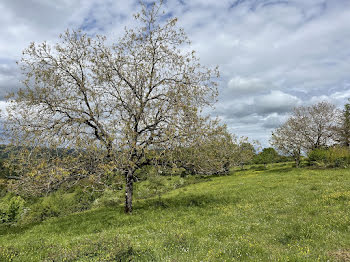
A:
[22, 187, 100, 223]
[0, 194, 26, 223]
[307, 148, 328, 166]
[326, 147, 350, 167]
[253, 148, 279, 166]
[307, 147, 350, 168]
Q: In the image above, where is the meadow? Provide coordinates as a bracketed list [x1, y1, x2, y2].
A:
[1, 163, 350, 261]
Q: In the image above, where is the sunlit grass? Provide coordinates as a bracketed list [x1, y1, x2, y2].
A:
[1, 163, 350, 261]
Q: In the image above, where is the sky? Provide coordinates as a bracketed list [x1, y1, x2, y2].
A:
[0, 0, 350, 146]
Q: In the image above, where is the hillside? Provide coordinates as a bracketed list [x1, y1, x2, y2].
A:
[1, 163, 350, 261]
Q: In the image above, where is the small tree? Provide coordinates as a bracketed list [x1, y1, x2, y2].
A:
[5, 1, 219, 213]
[271, 118, 303, 168]
[233, 137, 257, 169]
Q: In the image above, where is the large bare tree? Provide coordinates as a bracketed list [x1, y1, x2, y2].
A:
[5, 1, 219, 213]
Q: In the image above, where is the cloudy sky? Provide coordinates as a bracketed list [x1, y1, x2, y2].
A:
[1, 0, 350, 146]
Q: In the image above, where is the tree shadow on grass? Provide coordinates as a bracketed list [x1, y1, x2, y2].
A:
[135, 193, 241, 211]
[263, 167, 295, 174]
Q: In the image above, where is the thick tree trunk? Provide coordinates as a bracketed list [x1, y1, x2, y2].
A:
[125, 169, 134, 214]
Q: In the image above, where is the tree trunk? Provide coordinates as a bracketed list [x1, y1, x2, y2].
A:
[295, 157, 300, 168]
[294, 150, 301, 168]
[240, 163, 244, 170]
[125, 169, 134, 214]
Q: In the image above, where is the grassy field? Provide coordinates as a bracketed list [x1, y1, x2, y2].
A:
[1, 163, 350, 261]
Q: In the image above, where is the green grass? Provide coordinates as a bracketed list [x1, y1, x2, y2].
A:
[1, 163, 350, 261]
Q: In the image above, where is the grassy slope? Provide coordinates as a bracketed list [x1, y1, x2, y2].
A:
[1, 163, 350, 261]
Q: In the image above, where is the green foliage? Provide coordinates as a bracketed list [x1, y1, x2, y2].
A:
[0, 194, 25, 223]
[308, 146, 350, 167]
[326, 146, 350, 167]
[253, 147, 279, 165]
[275, 155, 293, 163]
[307, 148, 328, 165]
[336, 99, 350, 147]
[22, 188, 99, 223]
[0, 160, 8, 179]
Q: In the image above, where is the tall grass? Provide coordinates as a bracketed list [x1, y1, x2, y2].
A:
[1, 163, 350, 261]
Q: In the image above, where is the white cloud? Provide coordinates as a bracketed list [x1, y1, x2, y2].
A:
[309, 89, 350, 107]
[227, 76, 270, 95]
[262, 113, 288, 129]
[215, 90, 301, 120]
[254, 90, 301, 114]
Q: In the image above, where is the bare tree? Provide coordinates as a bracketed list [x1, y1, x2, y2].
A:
[271, 118, 303, 167]
[293, 101, 340, 150]
[5, 1, 219, 213]
[271, 101, 340, 167]
[233, 137, 258, 170]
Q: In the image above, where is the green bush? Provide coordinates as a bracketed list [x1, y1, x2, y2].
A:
[326, 147, 350, 167]
[307, 147, 350, 168]
[0, 194, 26, 223]
[22, 188, 99, 223]
[253, 148, 279, 166]
[307, 148, 328, 166]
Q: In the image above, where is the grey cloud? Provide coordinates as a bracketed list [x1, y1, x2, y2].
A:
[254, 90, 301, 114]
[1, 0, 350, 145]
[0, 62, 21, 100]
[261, 113, 287, 129]
[216, 90, 301, 119]
[0, 0, 80, 29]
[309, 89, 350, 107]
[226, 76, 271, 95]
